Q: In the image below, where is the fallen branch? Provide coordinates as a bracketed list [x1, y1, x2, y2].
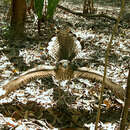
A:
[57, 5, 117, 22]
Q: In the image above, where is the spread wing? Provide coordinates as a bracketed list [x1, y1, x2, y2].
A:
[74, 67, 125, 100]
[0, 66, 55, 99]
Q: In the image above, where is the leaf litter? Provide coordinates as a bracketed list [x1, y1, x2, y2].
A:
[0, 1, 130, 129]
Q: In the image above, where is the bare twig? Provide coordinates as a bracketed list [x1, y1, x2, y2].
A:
[120, 68, 130, 130]
[95, 0, 125, 129]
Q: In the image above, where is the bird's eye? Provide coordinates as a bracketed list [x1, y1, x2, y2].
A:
[67, 62, 70, 65]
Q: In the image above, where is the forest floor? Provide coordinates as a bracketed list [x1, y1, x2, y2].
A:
[0, 1, 130, 129]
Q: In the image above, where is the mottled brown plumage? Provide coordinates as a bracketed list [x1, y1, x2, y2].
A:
[0, 28, 125, 101]
[47, 26, 81, 61]
[0, 63, 125, 100]
[55, 60, 74, 81]
[57, 28, 77, 61]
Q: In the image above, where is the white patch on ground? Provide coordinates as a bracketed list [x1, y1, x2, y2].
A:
[19, 48, 46, 65]
[84, 122, 117, 130]
[0, 88, 6, 96]
[0, 116, 18, 127]
[78, 78, 92, 87]
[0, 97, 13, 104]
[59, 80, 68, 87]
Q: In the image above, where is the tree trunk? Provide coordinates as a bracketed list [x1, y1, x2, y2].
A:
[10, 0, 26, 39]
[83, 0, 94, 14]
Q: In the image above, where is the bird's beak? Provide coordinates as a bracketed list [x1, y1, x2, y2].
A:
[63, 62, 68, 68]
[57, 60, 70, 69]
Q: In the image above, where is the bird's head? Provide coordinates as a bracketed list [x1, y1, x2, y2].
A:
[55, 60, 76, 80]
[56, 60, 70, 71]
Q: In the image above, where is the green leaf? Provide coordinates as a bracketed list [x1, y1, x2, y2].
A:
[47, 0, 60, 20]
[34, 0, 44, 19]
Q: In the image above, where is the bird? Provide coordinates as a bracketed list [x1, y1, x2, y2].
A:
[0, 62, 125, 100]
[0, 27, 125, 101]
